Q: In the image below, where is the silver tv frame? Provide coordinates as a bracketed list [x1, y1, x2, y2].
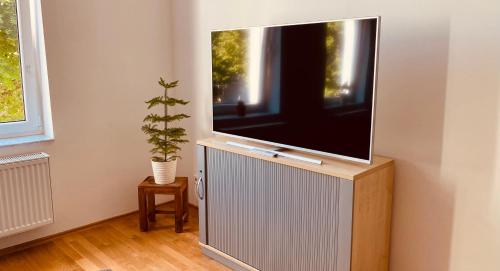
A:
[211, 16, 380, 165]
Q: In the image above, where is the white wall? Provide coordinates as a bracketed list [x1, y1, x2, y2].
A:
[0, 0, 174, 249]
[171, 0, 500, 270]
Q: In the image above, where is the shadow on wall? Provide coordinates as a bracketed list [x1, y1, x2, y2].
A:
[172, 0, 208, 205]
[374, 16, 455, 271]
[437, 10, 500, 268]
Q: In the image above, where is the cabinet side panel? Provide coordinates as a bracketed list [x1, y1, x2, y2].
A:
[351, 163, 394, 271]
[338, 179, 354, 270]
[206, 148, 353, 271]
[196, 145, 207, 244]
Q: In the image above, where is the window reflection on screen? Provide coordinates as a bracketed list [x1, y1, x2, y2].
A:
[323, 22, 342, 100]
[211, 30, 249, 105]
[324, 19, 375, 108]
[247, 28, 264, 104]
[212, 27, 282, 116]
[211, 29, 267, 106]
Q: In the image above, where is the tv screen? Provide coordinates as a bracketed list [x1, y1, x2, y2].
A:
[211, 17, 379, 163]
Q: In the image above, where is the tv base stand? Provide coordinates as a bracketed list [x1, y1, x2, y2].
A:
[225, 140, 323, 165]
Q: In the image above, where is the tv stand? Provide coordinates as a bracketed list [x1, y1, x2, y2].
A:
[225, 140, 323, 165]
[196, 136, 394, 271]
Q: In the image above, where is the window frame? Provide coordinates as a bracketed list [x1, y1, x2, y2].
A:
[0, 0, 52, 143]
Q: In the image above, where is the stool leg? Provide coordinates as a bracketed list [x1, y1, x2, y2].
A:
[147, 192, 156, 222]
[175, 191, 183, 233]
[183, 187, 189, 222]
[138, 188, 148, 232]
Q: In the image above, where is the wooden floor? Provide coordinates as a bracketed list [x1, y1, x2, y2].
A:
[0, 205, 229, 271]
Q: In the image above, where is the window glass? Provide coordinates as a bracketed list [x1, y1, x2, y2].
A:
[0, 0, 25, 123]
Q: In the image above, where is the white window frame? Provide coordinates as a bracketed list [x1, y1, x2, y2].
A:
[0, 0, 53, 145]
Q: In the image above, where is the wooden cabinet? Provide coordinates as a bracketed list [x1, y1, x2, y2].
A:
[196, 137, 394, 271]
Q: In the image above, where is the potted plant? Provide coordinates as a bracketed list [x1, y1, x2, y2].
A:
[142, 77, 190, 184]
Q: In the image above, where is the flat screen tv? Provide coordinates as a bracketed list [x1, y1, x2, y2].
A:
[211, 17, 380, 164]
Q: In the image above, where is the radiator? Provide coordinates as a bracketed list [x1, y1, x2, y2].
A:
[0, 153, 54, 238]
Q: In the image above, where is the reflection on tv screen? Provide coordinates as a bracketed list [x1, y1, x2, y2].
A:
[212, 17, 378, 162]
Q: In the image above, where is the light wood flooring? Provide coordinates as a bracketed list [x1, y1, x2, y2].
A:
[0, 205, 229, 271]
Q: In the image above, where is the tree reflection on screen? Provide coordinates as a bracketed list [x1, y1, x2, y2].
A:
[211, 30, 248, 104]
[324, 22, 342, 99]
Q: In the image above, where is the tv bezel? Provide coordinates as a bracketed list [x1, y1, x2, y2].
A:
[210, 16, 381, 164]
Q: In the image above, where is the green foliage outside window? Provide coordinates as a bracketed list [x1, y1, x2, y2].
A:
[0, 0, 24, 123]
[211, 30, 247, 103]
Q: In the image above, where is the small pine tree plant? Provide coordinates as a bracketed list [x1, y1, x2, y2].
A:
[142, 77, 190, 162]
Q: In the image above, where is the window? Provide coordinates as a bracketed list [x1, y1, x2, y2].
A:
[0, 0, 52, 144]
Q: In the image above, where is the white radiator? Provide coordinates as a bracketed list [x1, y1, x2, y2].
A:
[0, 153, 54, 238]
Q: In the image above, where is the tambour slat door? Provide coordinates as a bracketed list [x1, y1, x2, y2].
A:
[206, 148, 353, 271]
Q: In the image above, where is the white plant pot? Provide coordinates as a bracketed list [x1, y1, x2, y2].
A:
[151, 159, 177, 184]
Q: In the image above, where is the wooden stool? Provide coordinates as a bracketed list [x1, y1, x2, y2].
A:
[138, 176, 188, 233]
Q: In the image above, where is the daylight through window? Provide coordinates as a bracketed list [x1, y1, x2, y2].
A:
[0, 0, 25, 123]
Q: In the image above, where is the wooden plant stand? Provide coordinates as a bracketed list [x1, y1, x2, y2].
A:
[138, 176, 188, 233]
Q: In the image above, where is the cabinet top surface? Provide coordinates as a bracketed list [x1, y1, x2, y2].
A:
[197, 136, 393, 180]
